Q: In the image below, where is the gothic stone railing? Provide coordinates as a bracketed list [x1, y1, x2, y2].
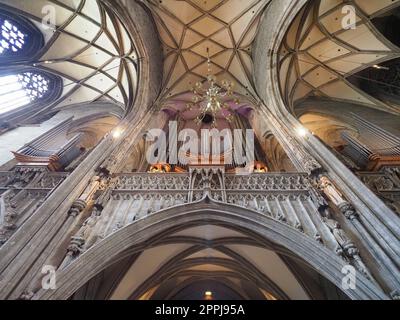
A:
[56, 168, 375, 282]
[65, 170, 347, 261]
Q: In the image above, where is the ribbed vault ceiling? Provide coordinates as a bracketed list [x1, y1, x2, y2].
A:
[0, 0, 138, 117]
[109, 225, 310, 300]
[280, 0, 400, 115]
[142, 0, 271, 104]
[2, 0, 400, 120]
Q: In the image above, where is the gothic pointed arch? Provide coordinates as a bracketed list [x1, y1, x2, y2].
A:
[0, 68, 63, 118]
[0, 6, 62, 126]
[35, 200, 387, 300]
[0, 6, 44, 64]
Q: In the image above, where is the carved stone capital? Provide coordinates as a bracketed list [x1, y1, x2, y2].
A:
[68, 200, 87, 218]
[19, 291, 35, 300]
[391, 290, 400, 300]
[342, 240, 359, 258]
[66, 236, 85, 257]
[338, 202, 359, 221]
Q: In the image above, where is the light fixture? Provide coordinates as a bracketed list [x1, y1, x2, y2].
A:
[297, 126, 308, 138]
[148, 163, 171, 173]
[372, 64, 389, 70]
[204, 291, 213, 300]
[112, 127, 124, 139]
[253, 161, 269, 173]
[187, 48, 238, 127]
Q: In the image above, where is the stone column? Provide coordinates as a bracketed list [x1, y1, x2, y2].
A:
[100, 109, 171, 175]
[249, 108, 322, 175]
[255, 104, 400, 297]
[317, 175, 400, 296]
[0, 0, 164, 299]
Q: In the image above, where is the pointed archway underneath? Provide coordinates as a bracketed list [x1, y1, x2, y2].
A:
[35, 199, 387, 300]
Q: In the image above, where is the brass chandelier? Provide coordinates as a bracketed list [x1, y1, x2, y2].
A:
[188, 48, 238, 127]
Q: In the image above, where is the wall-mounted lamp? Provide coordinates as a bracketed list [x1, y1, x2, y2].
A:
[112, 127, 124, 139]
[297, 127, 308, 138]
[204, 291, 213, 300]
[372, 64, 389, 70]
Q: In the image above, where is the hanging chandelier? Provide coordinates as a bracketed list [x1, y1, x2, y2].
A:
[187, 48, 238, 127]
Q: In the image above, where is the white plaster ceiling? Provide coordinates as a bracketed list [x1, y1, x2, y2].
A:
[226, 244, 310, 300]
[0, 0, 138, 116]
[110, 225, 310, 300]
[111, 243, 193, 299]
[280, 0, 400, 114]
[172, 225, 247, 240]
[142, 0, 271, 103]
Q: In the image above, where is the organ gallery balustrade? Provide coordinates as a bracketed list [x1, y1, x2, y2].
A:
[59, 167, 373, 282]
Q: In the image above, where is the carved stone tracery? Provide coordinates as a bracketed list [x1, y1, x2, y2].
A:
[358, 167, 400, 215]
[56, 166, 372, 287]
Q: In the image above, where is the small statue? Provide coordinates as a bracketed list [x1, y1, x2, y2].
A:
[19, 291, 35, 300]
[323, 217, 351, 247]
[319, 176, 346, 206]
[77, 207, 102, 240]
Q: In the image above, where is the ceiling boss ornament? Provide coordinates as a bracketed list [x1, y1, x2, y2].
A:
[187, 48, 239, 127]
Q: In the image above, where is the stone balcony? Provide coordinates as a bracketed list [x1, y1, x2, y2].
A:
[68, 168, 346, 262]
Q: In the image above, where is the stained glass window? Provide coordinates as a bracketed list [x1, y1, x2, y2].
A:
[0, 18, 26, 55]
[0, 12, 59, 116]
[0, 72, 50, 115]
[0, 10, 44, 63]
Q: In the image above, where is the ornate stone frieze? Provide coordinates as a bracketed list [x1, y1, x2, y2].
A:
[189, 167, 225, 202]
[60, 168, 369, 277]
[224, 173, 310, 191]
[115, 173, 190, 191]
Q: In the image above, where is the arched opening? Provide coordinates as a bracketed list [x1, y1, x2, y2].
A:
[0, 7, 44, 63]
[35, 201, 385, 300]
[77, 228, 348, 300]
[0, 69, 62, 116]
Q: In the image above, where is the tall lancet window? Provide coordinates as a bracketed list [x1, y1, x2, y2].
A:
[0, 10, 44, 62]
[0, 18, 26, 54]
[0, 72, 51, 115]
[0, 9, 60, 118]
